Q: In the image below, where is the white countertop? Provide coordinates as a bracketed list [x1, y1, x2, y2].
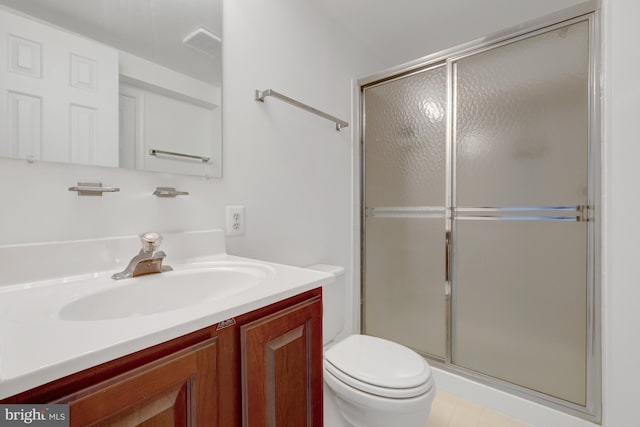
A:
[0, 231, 333, 399]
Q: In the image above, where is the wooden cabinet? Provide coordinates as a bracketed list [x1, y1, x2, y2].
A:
[240, 296, 323, 427]
[1, 289, 322, 427]
[59, 339, 218, 426]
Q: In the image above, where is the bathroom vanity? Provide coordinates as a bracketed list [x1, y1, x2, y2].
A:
[3, 289, 322, 426]
[0, 230, 329, 426]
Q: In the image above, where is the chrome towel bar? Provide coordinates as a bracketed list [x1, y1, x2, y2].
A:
[255, 88, 349, 131]
[366, 205, 592, 222]
[366, 206, 445, 219]
[148, 149, 211, 163]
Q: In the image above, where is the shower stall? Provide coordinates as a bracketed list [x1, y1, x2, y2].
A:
[361, 12, 599, 421]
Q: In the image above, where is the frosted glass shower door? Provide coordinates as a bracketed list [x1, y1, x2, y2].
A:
[451, 20, 591, 405]
[363, 65, 447, 359]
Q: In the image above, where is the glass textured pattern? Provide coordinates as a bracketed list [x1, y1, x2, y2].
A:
[452, 220, 587, 405]
[361, 16, 594, 413]
[364, 217, 446, 359]
[454, 21, 589, 207]
[364, 65, 446, 207]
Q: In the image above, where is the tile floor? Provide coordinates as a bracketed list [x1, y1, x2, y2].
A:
[425, 391, 531, 427]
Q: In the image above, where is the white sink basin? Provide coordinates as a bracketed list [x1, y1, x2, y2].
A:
[58, 263, 272, 321]
[0, 230, 335, 401]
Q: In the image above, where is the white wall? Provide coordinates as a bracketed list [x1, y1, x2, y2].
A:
[0, 159, 225, 244]
[119, 51, 220, 106]
[220, 0, 383, 339]
[601, 1, 640, 426]
[318, 0, 591, 69]
[221, 0, 382, 259]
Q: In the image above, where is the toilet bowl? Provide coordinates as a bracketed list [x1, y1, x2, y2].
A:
[324, 334, 436, 427]
[306, 265, 436, 427]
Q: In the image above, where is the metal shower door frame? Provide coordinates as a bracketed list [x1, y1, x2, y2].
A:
[360, 7, 601, 423]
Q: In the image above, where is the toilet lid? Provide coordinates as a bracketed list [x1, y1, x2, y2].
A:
[324, 335, 431, 390]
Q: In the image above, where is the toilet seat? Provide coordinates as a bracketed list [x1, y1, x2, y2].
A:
[324, 334, 433, 399]
[325, 361, 434, 398]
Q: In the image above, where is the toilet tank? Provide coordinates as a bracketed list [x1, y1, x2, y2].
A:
[306, 264, 345, 346]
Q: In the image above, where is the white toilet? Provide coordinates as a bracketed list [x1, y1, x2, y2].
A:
[307, 265, 436, 427]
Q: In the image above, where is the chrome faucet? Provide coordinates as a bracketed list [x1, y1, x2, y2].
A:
[111, 232, 173, 280]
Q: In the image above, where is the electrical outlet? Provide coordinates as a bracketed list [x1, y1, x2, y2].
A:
[226, 205, 245, 236]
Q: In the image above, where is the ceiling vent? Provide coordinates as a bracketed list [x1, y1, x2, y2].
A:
[182, 28, 221, 57]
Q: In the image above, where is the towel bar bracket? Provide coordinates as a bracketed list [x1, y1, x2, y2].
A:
[153, 187, 189, 198]
[68, 182, 120, 197]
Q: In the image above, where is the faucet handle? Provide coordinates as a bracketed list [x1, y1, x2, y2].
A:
[139, 232, 163, 252]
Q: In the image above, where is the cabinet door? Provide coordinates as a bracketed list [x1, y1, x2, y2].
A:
[240, 296, 323, 427]
[59, 338, 218, 427]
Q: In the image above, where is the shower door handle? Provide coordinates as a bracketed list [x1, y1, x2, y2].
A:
[445, 231, 451, 285]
